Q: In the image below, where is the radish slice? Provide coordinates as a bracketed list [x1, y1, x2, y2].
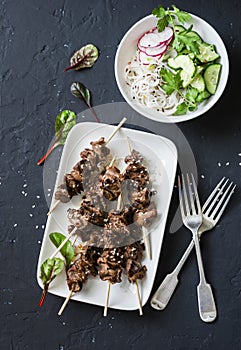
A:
[138, 51, 163, 65]
[145, 45, 167, 57]
[139, 27, 174, 48]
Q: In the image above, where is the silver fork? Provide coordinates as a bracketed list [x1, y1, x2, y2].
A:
[180, 173, 217, 322]
[151, 177, 236, 313]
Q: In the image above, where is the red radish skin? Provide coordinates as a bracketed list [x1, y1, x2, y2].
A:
[145, 45, 167, 57]
[139, 27, 174, 48]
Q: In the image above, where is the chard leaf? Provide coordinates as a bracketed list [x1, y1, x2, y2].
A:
[65, 44, 99, 71]
[71, 82, 91, 106]
[40, 258, 65, 285]
[49, 232, 75, 268]
[55, 110, 77, 146]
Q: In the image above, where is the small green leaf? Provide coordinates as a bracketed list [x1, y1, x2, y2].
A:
[172, 5, 192, 24]
[71, 82, 91, 106]
[157, 17, 169, 32]
[40, 258, 65, 286]
[152, 5, 166, 18]
[174, 102, 189, 115]
[55, 110, 77, 146]
[65, 44, 99, 71]
[160, 68, 182, 95]
[196, 90, 211, 103]
[49, 232, 75, 268]
[186, 86, 199, 103]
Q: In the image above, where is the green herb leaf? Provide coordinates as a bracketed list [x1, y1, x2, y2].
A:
[160, 68, 182, 95]
[172, 5, 192, 24]
[39, 257, 65, 306]
[55, 110, 77, 146]
[173, 26, 200, 54]
[174, 102, 189, 115]
[157, 17, 169, 32]
[152, 5, 166, 18]
[49, 232, 75, 268]
[65, 44, 99, 72]
[186, 86, 199, 103]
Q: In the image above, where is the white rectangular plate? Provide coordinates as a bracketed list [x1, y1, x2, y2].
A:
[37, 122, 177, 311]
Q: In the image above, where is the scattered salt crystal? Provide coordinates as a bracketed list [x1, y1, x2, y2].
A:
[201, 175, 205, 179]
[239, 163, 241, 166]
[218, 162, 221, 167]
[238, 153, 241, 156]
[23, 184, 27, 188]
[21, 191, 25, 195]
[29, 213, 33, 217]
[36, 195, 40, 199]
[24, 193, 27, 197]
[42, 225, 45, 229]
[32, 204, 36, 208]
[35, 225, 39, 229]
[38, 240, 41, 244]
[48, 189, 51, 192]
[13, 224, 17, 228]
[47, 193, 51, 197]
[91, 337, 96, 343]
[62, 322, 66, 326]
[226, 162, 230, 166]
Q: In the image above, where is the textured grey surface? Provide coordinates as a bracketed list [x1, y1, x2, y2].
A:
[0, 0, 240, 349]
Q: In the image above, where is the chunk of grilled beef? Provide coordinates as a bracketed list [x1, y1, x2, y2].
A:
[133, 203, 157, 227]
[125, 259, 147, 283]
[99, 166, 123, 201]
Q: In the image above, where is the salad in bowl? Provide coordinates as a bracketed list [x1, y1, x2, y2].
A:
[115, 5, 229, 123]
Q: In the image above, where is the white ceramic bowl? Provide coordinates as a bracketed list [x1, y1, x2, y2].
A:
[115, 14, 229, 123]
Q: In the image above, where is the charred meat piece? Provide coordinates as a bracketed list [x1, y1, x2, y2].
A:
[55, 174, 83, 202]
[124, 149, 143, 164]
[90, 137, 110, 157]
[99, 166, 123, 201]
[130, 187, 151, 209]
[66, 245, 101, 292]
[98, 248, 123, 284]
[133, 203, 157, 227]
[79, 201, 106, 227]
[125, 259, 147, 283]
[124, 242, 145, 263]
[83, 183, 107, 211]
[124, 163, 149, 190]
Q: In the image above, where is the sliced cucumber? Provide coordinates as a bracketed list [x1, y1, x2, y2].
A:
[168, 55, 195, 88]
[190, 74, 205, 92]
[196, 41, 220, 63]
[196, 90, 211, 103]
[186, 30, 202, 42]
[204, 64, 221, 94]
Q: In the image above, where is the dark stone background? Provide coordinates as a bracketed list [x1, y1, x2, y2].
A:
[0, 0, 240, 349]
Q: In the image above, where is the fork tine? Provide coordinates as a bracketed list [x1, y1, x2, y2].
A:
[210, 182, 235, 219]
[181, 174, 190, 215]
[191, 173, 202, 214]
[213, 184, 236, 223]
[204, 178, 229, 216]
[202, 177, 226, 211]
[178, 175, 185, 219]
[186, 174, 196, 214]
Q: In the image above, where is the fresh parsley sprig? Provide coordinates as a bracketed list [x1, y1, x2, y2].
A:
[152, 4, 191, 32]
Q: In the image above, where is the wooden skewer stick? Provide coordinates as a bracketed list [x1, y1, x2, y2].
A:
[135, 281, 143, 316]
[58, 289, 74, 316]
[103, 183, 124, 317]
[142, 226, 152, 260]
[47, 199, 61, 216]
[50, 228, 77, 259]
[105, 117, 127, 145]
[47, 118, 127, 216]
[126, 136, 152, 260]
[103, 281, 111, 317]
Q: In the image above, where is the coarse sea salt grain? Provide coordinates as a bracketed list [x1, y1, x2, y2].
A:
[201, 175, 205, 179]
[36, 195, 40, 199]
[238, 153, 241, 156]
[13, 224, 17, 228]
[239, 163, 241, 166]
[29, 213, 33, 217]
[218, 162, 221, 167]
[32, 204, 36, 208]
[23, 184, 27, 188]
[35, 225, 39, 229]
[42, 225, 45, 229]
[226, 162, 230, 166]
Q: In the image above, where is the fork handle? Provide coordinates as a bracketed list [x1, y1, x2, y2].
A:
[192, 233, 217, 322]
[197, 282, 217, 322]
